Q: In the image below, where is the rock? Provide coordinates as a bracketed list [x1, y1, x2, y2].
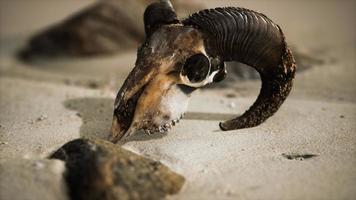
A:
[50, 139, 185, 200]
[228, 102, 236, 108]
[19, 0, 144, 60]
[37, 114, 48, 122]
[0, 141, 9, 145]
[0, 159, 68, 200]
[281, 153, 318, 161]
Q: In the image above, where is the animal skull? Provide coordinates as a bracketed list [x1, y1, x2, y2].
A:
[109, 0, 296, 143]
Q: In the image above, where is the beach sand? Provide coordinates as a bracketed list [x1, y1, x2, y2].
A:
[1, 1, 355, 199]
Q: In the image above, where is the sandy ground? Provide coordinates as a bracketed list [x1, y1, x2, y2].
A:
[1, 1, 356, 200]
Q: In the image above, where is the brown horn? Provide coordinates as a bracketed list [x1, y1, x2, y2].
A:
[144, 0, 180, 37]
[183, 7, 296, 130]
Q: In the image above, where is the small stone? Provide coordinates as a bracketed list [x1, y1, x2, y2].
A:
[50, 139, 185, 200]
[64, 79, 72, 85]
[88, 81, 99, 89]
[282, 153, 318, 160]
[228, 102, 236, 108]
[340, 115, 345, 118]
[225, 93, 236, 98]
[36, 115, 47, 122]
[76, 112, 82, 117]
[33, 161, 45, 169]
[225, 189, 234, 196]
[0, 141, 9, 145]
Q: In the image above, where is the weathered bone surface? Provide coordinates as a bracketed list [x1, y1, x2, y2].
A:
[110, 24, 212, 142]
[110, 1, 296, 142]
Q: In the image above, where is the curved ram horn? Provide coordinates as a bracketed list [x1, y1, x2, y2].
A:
[144, 0, 180, 37]
[183, 7, 296, 130]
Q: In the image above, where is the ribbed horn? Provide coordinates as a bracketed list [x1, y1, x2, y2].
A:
[183, 7, 296, 130]
[144, 0, 180, 37]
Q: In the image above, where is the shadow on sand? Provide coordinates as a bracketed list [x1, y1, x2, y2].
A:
[64, 97, 113, 140]
[63, 97, 168, 143]
[63, 97, 236, 142]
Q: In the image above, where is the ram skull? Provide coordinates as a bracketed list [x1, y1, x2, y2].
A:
[109, 0, 296, 143]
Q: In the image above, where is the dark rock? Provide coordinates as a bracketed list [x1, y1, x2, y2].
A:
[19, 0, 145, 60]
[282, 153, 318, 161]
[50, 139, 185, 200]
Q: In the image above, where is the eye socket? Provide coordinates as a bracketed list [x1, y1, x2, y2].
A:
[181, 54, 211, 83]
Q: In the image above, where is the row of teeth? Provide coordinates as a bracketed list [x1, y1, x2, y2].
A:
[143, 114, 185, 135]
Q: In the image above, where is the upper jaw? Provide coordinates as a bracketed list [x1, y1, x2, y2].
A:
[109, 106, 185, 143]
[142, 113, 185, 135]
[109, 69, 219, 143]
[109, 84, 147, 143]
[110, 78, 192, 143]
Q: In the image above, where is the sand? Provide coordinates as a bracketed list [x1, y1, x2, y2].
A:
[1, 0, 355, 200]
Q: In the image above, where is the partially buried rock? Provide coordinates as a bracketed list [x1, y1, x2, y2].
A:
[50, 139, 185, 200]
[19, 0, 145, 60]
